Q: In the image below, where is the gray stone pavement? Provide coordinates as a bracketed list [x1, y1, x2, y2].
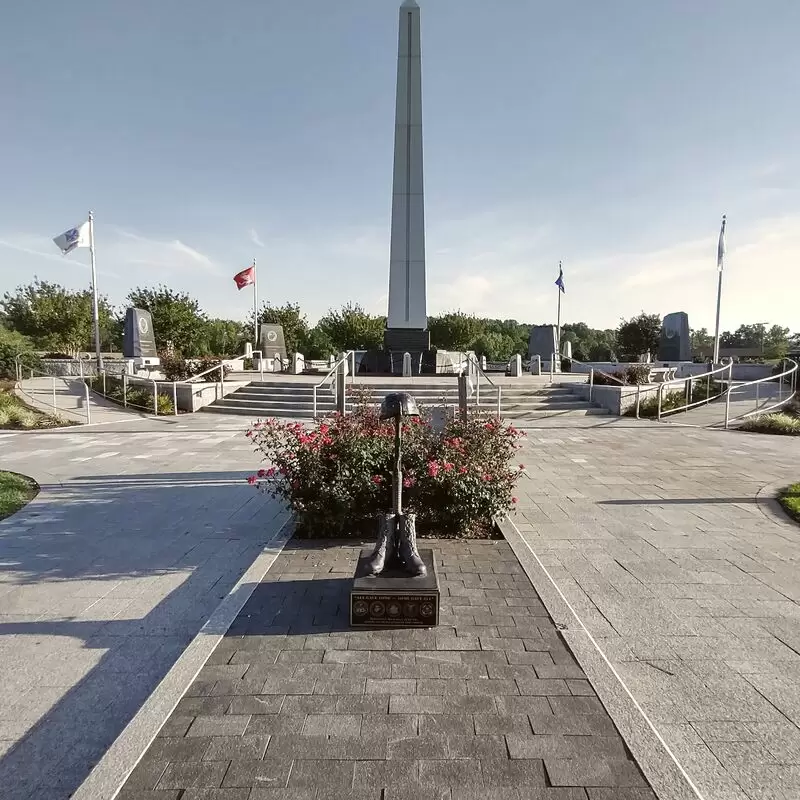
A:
[507, 415, 799, 800]
[115, 538, 655, 800]
[0, 412, 288, 799]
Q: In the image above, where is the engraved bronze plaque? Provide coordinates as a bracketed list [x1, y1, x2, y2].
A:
[350, 548, 439, 628]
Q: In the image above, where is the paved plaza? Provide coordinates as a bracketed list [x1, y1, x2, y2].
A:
[0, 405, 798, 799]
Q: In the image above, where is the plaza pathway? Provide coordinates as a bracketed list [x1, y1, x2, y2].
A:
[0, 412, 289, 799]
[1, 400, 798, 799]
[505, 415, 799, 800]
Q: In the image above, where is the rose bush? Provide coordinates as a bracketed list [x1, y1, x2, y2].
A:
[246, 397, 524, 538]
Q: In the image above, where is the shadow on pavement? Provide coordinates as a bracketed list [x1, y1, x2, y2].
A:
[0, 470, 285, 799]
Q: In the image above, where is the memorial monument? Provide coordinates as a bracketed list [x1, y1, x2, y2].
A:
[528, 325, 559, 362]
[122, 308, 158, 363]
[384, 0, 431, 358]
[351, 392, 440, 628]
[658, 312, 691, 362]
[259, 324, 287, 362]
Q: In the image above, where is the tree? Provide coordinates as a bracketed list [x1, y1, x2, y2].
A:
[316, 303, 384, 351]
[763, 325, 790, 360]
[252, 302, 309, 356]
[126, 286, 207, 357]
[1, 279, 114, 354]
[205, 319, 246, 357]
[690, 328, 713, 352]
[0, 324, 38, 379]
[471, 332, 517, 362]
[428, 312, 483, 351]
[299, 327, 336, 360]
[616, 313, 661, 360]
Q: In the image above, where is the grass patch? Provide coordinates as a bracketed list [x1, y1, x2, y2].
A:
[0, 471, 39, 520]
[779, 484, 800, 524]
[740, 412, 800, 436]
[0, 385, 70, 429]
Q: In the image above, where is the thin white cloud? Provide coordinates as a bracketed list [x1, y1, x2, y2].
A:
[250, 228, 264, 248]
[0, 238, 67, 264]
[109, 228, 222, 275]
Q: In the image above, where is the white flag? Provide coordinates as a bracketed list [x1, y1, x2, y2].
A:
[716, 215, 727, 272]
[53, 221, 90, 255]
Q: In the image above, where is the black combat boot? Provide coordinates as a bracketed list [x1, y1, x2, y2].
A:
[364, 512, 396, 576]
[397, 513, 426, 577]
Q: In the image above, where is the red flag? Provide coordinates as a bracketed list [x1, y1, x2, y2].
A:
[233, 265, 255, 290]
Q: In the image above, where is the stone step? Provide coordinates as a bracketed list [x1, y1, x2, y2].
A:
[202, 403, 606, 420]
[234, 384, 576, 399]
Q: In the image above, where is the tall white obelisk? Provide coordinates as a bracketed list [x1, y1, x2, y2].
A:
[385, 0, 429, 351]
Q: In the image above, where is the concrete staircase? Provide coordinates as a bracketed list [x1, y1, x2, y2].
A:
[202, 379, 609, 423]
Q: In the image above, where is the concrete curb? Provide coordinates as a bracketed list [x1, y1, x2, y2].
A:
[498, 515, 702, 800]
[72, 513, 294, 800]
[755, 480, 796, 528]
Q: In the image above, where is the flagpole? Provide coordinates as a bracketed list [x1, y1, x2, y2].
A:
[252, 258, 258, 346]
[88, 211, 103, 370]
[556, 260, 562, 358]
[713, 215, 726, 364]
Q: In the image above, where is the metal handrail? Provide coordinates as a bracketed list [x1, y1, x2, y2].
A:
[13, 355, 92, 424]
[723, 358, 798, 428]
[312, 351, 355, 419]
[656, 360, 734, 420]
[467, 353, 502, 417]
[566, 356, 625, 404]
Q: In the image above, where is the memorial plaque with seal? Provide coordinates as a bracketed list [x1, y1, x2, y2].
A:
[350, 548, 439, 628]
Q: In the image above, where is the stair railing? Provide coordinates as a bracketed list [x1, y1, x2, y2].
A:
[313, 351, 355, 419]
[466, 354, 502, 417]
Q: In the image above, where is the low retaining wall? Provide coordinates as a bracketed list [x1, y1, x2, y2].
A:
[154, 380, 248, 413]
[38, 358, 128, 377]
[568, 383, 662, 415]
[92, 378, 247, 413]
[567, 361, 774, 381]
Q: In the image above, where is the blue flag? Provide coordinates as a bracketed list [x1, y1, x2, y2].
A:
[555, 263, 565, 293]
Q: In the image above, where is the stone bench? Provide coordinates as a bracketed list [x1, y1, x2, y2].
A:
[648, 367, 677, 383]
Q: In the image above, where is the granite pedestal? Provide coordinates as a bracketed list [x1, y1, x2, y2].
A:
[350, 547, 439, 628]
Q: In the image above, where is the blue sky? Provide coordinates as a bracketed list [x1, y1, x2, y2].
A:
[1, 0, 798, 331]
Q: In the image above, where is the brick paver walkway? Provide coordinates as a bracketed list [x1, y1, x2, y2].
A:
[117, 539, 655, 800]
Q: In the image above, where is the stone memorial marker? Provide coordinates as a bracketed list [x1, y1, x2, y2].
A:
[528, 325, 558, 361]
[122, 308, 157, 359]
[259, 324, 287, 361]
[658, 312, 691, 361]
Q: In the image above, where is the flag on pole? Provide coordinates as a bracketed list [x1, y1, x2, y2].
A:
[555, 263, 565, 293]
[53, 221, 90, 255]
[717, 215, 727, 272]
[233, 265, 256, 289]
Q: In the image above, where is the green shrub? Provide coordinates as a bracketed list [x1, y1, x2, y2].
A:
[740, 413, 800, 436]
[623, 365, 651, 385]
[627, 390, 685, 418]
[159, 353, 193, 381]
[246, 398, 525, 538]
[0, 388, 63, 429]
[87, 375, 175, 414]
[160, 353, 232, 382]
[779, 484, 800, 523]
[691, 378, 722, 402]
[591, 370, 626, 386]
